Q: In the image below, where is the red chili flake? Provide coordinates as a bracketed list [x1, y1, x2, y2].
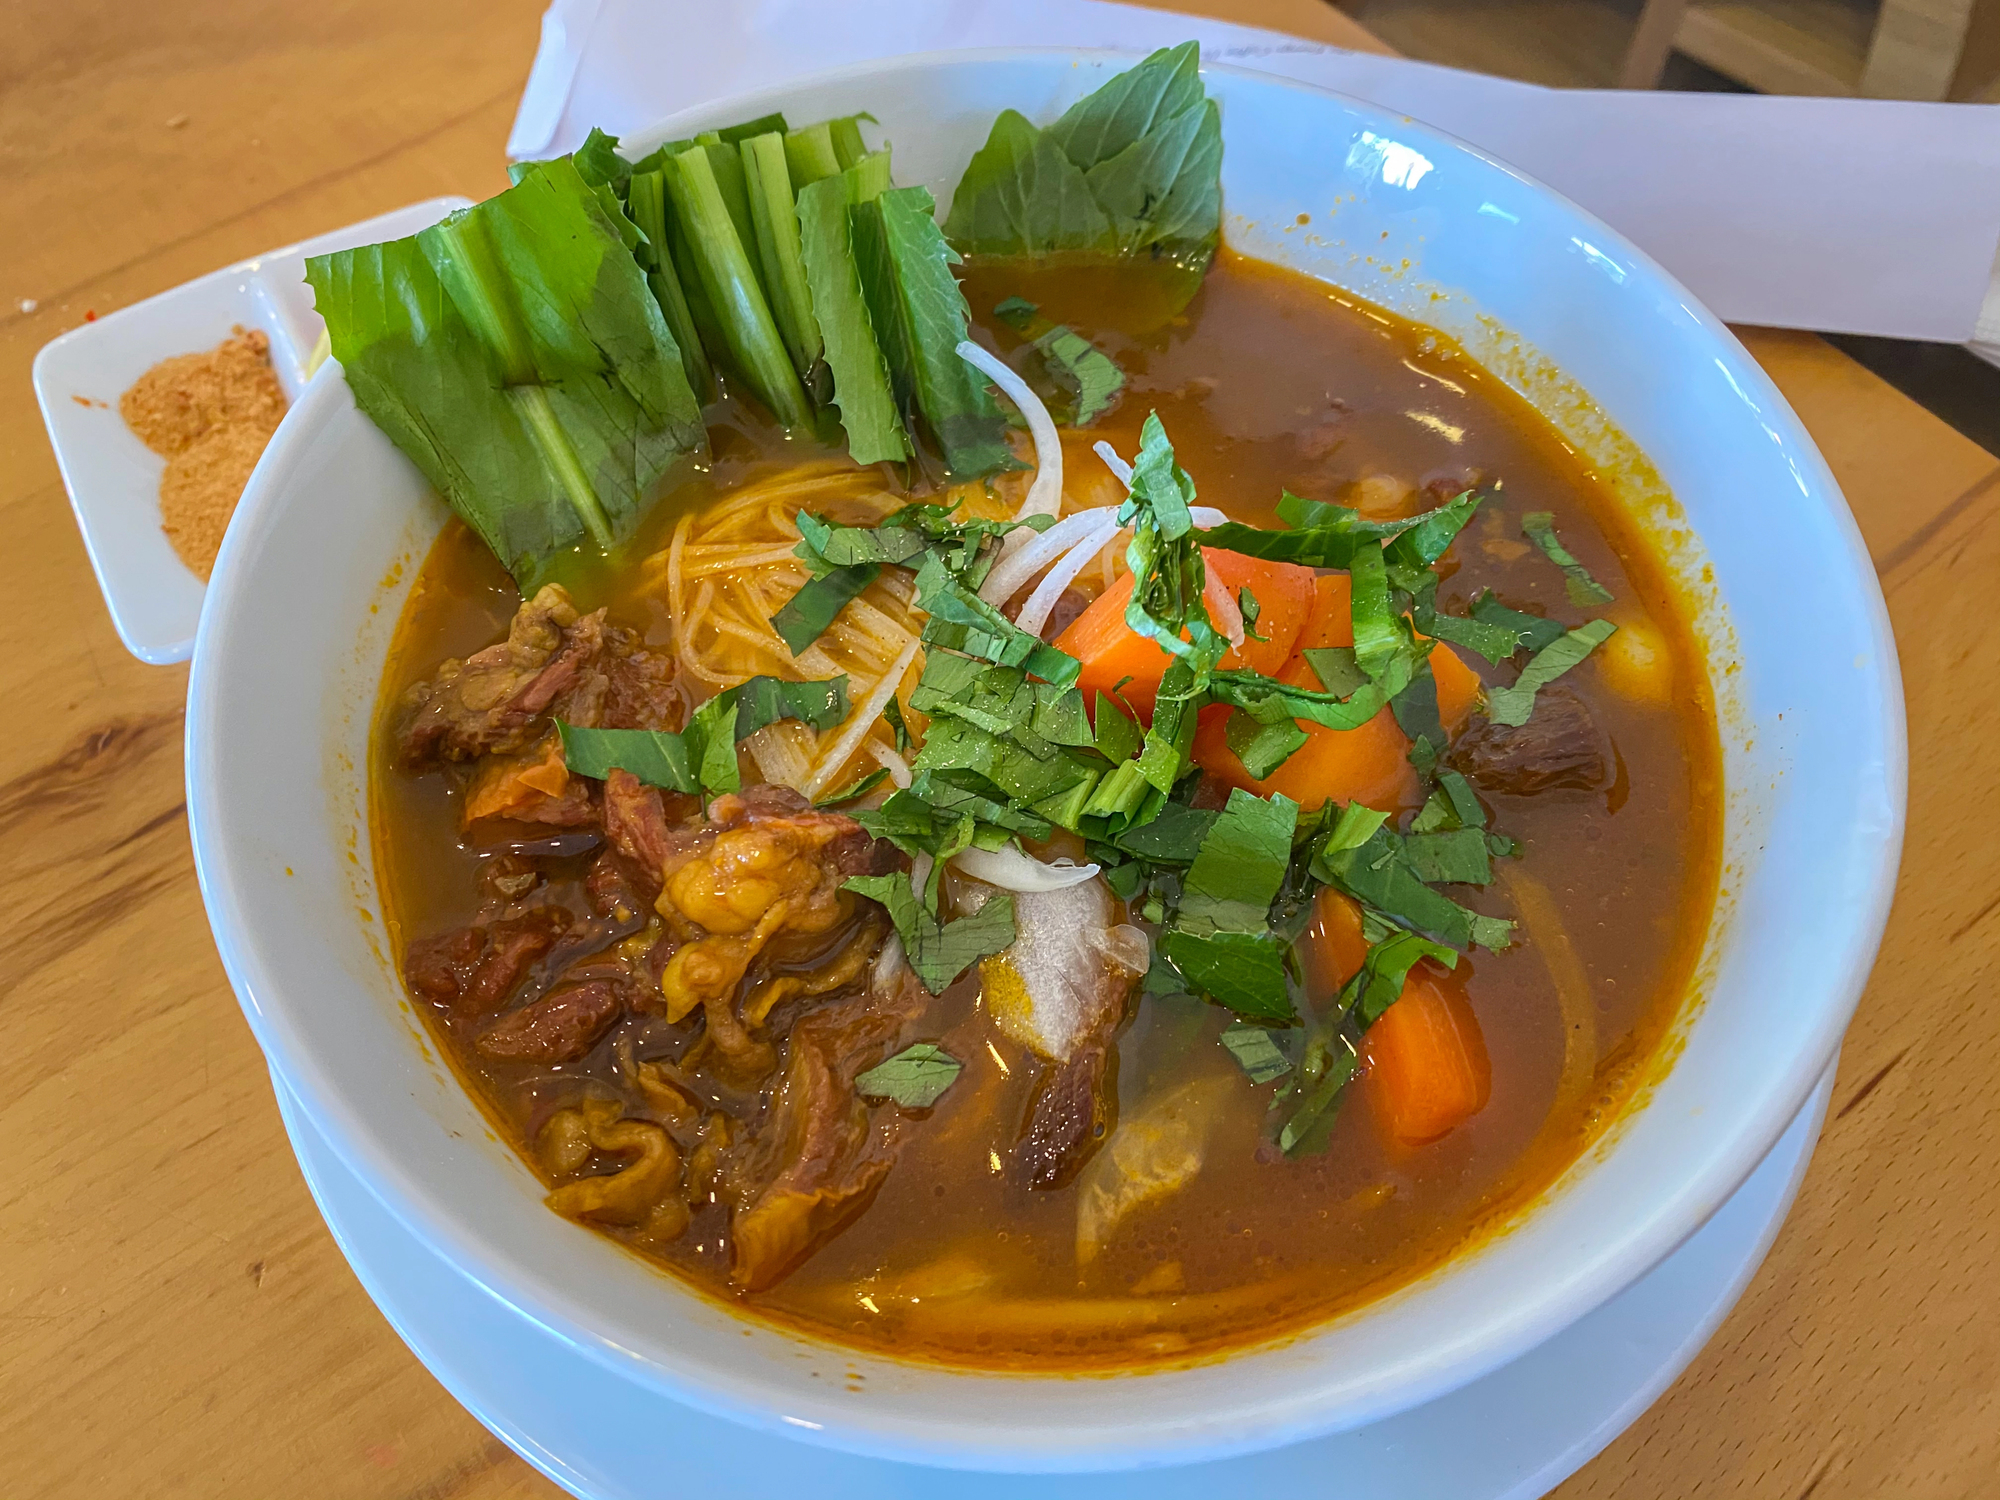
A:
[84, 309, 97, 321]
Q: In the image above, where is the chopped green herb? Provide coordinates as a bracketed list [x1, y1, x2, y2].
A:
[855, 1042, 963, 1109]
[1159, 928, 1295, 1023]
[1469, 590, 1568, 653]
[1178, 789, 1298, 935]
[1302, 646, 1368, 698]
[770, 560, 880, 654]
[1522, 512, 1614, 606]
[992, 297, 1125, 425]
[882, 692, 911, 753]
[1485, 619, 1618, 728]
[1220, 1021, 1294, 1084]
[816, 767, 891, 807]
[844, 872, 1017, 994]
[1224, 707, 1309, 779]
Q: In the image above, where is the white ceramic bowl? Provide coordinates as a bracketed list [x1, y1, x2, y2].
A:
[187, 49, 1904, 1472]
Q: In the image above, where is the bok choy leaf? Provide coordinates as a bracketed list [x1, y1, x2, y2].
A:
[305, 155, 705, 592]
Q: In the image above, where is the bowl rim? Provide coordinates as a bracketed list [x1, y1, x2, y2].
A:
[187, 44, 1907, 1468]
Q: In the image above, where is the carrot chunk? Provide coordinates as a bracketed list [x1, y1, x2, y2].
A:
[1056, 549, 1317, 718]
[1364, 972, 1492, 1146]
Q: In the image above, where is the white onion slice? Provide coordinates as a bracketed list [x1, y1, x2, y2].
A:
[951, 844, 1101, 892]
[1205, 569, 1246, 649]
[977, 506, 1118, 606]
[868, 741, 913, 789]
[1014, 520, 1119, 638]
[1094, 441, 1134, 489]
[956, 340, 1060, 527]
[802, 637, 920, 799]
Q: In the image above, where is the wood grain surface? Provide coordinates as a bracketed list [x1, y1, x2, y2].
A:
[2, 2, 1993, 1496]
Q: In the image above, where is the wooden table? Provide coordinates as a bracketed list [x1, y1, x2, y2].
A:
[3, 1, 1995, 1494]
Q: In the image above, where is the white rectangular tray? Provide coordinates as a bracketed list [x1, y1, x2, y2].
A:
[32, 197, 470, 664]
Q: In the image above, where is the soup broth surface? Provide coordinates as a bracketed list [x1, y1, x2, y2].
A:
[373, 250, 1721, 1369]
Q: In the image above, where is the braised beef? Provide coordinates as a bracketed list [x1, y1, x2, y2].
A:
[404, 908, 569, 1013]
[1019, 1046, 1114, 1191]
[1449, 686, 1611, 795]
[477, 980, 624, 1063]
[726, 960, 929, 1290]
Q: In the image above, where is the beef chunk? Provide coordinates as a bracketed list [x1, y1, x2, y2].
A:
[727, 961, 930, 1290]
[1449, 686, 1610, 795]
[403, 908, 570, 1014]
[477, 980, 624, 1063]
[1019, 1046, 1114, 1191]
[398, 586, 607, 764]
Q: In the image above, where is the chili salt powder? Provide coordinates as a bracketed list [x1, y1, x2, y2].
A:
[119, 325, 288, 579]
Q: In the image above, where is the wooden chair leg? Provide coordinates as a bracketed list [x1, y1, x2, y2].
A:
[1619, 0, 1691, 87]
[1860, 0, 1979, 98]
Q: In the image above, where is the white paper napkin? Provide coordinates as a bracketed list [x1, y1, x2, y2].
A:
[507, 0, 2000, 343]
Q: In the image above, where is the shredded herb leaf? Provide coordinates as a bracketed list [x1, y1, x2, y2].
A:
[770, 561, 881, 654]
[1522, 512, 1615, 606]
[1485, 619, 1618, 727]
[556, 674, 847, 795]
[844, 873, 1017, 994]
[855, 1042, 963, 1109]
[1220, 1021, 1294, 1084]
[1470, 590, 1568, 653]
[993, 296, 1125, 424]
[1159, 929, 1295, 1023]
[1178, 789, 1298, 935]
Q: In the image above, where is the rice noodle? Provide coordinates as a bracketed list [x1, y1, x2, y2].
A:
[977, 506, 1119, 606]
[955, 340, 1060, 527]
[951, 844, 1100, 892]
[802, 637, 921, 799]
[1015, 520, 1120, 638]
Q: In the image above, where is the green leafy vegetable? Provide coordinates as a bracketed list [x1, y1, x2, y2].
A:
[1485, 619, 1618, 728]
[770, 561, 880, 654]
[854, 185, 1016, 477]
[844, 873, 1017, 994]
[1220, 1021, 1294, 1084]
[797, 159, 911, 464]
[993, 296, 1124, 425]
[556, 674, 847, 795]
[1159, 929, 1295, 1023]
[1225, 708, 1309, 779]
[1470, 590, 1568, 653]
[944, 44, 1222, 316]
[1277, 1035, 1360, 1155]
[1522, 512, 1614, 606]
[1178, 789, 1297, 935]
[660, 144, 813, 430]
[912, 554, 1082, 688]
[1313, 823, 1513, 951]
[855, 1042, 963, 1108]
[305, 157, 706, 591]
[816, 767, 891, 807]
[739, 132, 822, 385]
[624, 166, 714, 398]
[1402, 827, 1495, 886]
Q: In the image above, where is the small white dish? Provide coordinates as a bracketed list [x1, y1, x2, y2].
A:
[31, 197, 469, 665]
[274, 1062, 1836, 1500]
[187, 49, 1904, 1471]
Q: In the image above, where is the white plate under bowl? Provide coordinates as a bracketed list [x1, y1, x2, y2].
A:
[32, 197, 469, 664]
[277, 1064, 1836, 1500]
[188, 48, 1903, 1472]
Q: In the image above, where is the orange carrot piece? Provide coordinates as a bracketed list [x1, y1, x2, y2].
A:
[1430, 641, 1482, 734]
[1191, 573, 1418, 810]
[462, 734, 571, 825]
[1364, 972, 1492, 1146]
[1056, 549, 1317, 719]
